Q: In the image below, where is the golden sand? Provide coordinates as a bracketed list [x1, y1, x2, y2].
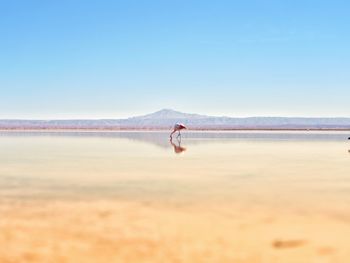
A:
[1, 199, 349, 263]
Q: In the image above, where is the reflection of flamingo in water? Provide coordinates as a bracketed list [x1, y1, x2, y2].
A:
[170, 136, 186, 154]
[170, 123, 187, 139]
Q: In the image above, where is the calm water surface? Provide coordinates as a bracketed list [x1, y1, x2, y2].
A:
[0, 131, 350, 262]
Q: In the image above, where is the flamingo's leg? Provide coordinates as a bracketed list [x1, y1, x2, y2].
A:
[170, 130, 176, 139]
[177, 130, 181, 138]
[176, 134, 181, 143]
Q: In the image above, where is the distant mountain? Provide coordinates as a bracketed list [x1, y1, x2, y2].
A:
[130, 109, 208, 120]
[1, 109, 350, 130]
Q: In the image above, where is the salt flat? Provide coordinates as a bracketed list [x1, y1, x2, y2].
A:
[0, 131, 349, 263]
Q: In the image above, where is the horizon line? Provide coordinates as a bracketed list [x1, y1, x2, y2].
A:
[1, 109, 350, 121]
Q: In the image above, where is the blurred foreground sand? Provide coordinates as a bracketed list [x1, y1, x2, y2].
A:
[1, 199, 349, 263]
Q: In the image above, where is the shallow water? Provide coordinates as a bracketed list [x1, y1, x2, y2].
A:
[0, 131, 350, 262]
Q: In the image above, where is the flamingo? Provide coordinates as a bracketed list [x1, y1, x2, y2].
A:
[170, 123, 187, 139]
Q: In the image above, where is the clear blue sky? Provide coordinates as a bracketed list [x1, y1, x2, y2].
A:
[1, 0, 349, 119]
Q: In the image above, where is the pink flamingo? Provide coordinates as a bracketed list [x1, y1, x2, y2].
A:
[170, 123, 187, 139]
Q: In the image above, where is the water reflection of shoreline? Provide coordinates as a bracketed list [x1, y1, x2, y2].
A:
[0, 131, 348, 150]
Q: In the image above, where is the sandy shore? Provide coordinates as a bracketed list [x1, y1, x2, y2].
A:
[1, 198, 349, 263]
